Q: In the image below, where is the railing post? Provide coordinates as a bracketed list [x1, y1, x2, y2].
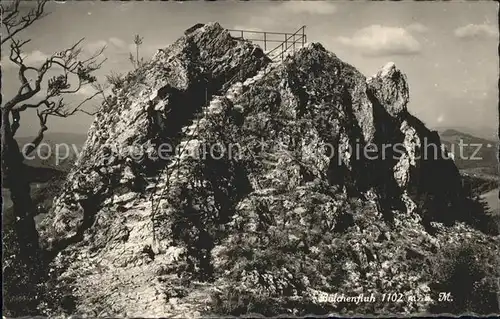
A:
[231, 26, 306, 61]
[285, 34, 288, 56]
[302, 26, 305, 46]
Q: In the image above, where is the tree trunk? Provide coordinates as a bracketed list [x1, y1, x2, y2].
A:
[1, 107, 40, 261]
[2, 106, 44, 314]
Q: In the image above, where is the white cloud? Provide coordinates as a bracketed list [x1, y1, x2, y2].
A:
[230, 25, 264, 33]
[2, 50, 50, 69]
[85, 37, 126, 54]
[75, 84, 99, 96]
[454, 24, 497, 39]
[23, 50, 50, 65]
[279, 1, 337, 15]
[86, 40, 108, 53]
[337, 25, 422, 57]
[407, 23, 428, 33]
[109, 37, 126, 49]
[228, 26, 264, 42]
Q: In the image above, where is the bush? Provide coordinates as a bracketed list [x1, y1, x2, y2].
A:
[2, 222, 45, 316]
[209, 285, 334, 317]
[105, 67, 147, 96]
[428, 241, 499, 314]
[105, 71, 125, 89]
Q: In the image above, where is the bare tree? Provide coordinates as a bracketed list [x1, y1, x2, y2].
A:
[129, 34, 144, 69]
[1, 0, 48, 46]
[1, 0, 106, 260]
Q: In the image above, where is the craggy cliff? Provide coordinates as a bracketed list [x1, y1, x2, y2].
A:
[40, 23, 499, 316]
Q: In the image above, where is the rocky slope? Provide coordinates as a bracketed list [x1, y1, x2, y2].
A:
[39, 23, 499, 316]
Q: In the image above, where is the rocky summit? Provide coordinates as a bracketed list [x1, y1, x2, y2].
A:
[39, 23, 498, 317]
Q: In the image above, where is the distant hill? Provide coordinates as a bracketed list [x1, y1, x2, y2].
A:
[3, 132, 86, 193]
[14, 132, 87, 171]
[438, 129, 498, 212]
[434, 126, 496, 141]
[15, 132, 88, 147]
[2, 164, 65, 187]
[2, 132, 86, 216]
[438, 128, 498, 177]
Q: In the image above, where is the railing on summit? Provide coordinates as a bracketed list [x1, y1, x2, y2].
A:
[227, 26, 307, 62]
[150, 26, 308, 246]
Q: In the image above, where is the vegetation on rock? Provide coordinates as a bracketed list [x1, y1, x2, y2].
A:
[3, 18, 498, 317]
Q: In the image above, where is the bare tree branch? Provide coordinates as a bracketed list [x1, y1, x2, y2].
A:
[2, 0, 106, 150]
[5, 38, 106, 106]
[8, 38, 35, 95]
[23, 108, 48, 156]
[4, 35, 107, 108]
[21, 92, 102, 157]
[0, 0, 107, 266]
[1, 0, 21, 24]
[1, 0, 49, 45]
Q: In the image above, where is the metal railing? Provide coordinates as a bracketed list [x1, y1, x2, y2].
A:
[227, 26, 306, 61]
[150, 26, 308, 245]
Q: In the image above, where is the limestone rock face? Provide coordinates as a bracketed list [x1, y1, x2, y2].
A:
[41, 22, 270, 245]
[40, 23, 498, 317]
[367, 62, 409, 119]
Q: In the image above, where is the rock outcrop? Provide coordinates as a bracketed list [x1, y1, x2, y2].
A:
[39, 23, 498, 317]
[367, 62, 409, 119]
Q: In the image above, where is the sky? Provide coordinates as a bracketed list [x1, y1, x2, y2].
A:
[1, 0, 498, 139]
